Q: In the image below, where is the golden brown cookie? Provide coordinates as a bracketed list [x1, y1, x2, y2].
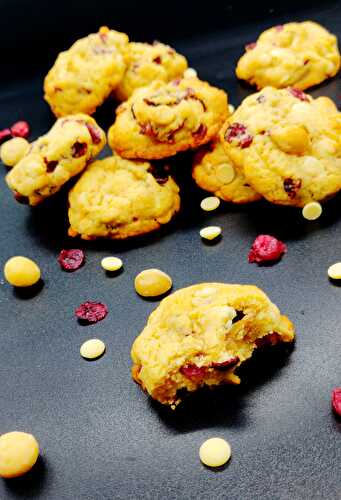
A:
[131, 283, 295, 407]
[44, 27, 129, 117]
[6, 114, 106, 206]
[236, 21, 340, 90]
[192, 138, 261, 203]
[108, 77, 228, 159]
[220, 87, 341, 207]
[68, 155, 180, 239]
[115, 41, 188, 101]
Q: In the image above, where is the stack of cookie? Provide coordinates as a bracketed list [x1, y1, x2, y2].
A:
[4, 21, 341, 239]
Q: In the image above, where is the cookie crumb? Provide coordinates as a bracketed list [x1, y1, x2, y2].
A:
[0, 432, 39, 478]
[0, 137, 29, 167]
[135, 269, 172, 297]
[4, 256, 41, 287]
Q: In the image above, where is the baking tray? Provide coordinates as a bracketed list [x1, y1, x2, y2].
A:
[1, 1, 341, 499]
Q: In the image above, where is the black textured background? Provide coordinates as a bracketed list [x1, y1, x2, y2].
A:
[1, 1, 341, 499]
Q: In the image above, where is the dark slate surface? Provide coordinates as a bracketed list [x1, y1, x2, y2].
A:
[0, 1, 341, 499]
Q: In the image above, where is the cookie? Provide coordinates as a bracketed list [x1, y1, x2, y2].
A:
[236, 21, 340, 90]
[131, 283, 295, 407]
[115, 41, 188, 101]
[220, 87, 341, 207]
[192, 138, 261, 204]
[6, 114, 106, 206]
[108, 77, 228, 159]
[68, 155, 180, 239]
[44, 26, 129, 117]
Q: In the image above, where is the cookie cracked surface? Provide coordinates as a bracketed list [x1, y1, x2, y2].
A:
[236, 21, 340, 90]
[6, 114, 106, 206]
[115, 41, 188, 101]
[131, 283, 295, 407]
[68, 155, 180, 239]
[44, 27, 129, 117]
[220, 87, 341, 207]
[108, 77, 228, 159]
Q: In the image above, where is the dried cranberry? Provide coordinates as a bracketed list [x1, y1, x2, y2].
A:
[256, 94, 266, 104]
[72, 142, 87, 158]
[288, 88, 309, 102]
[193, 123, 207, 140]
[58, 249, 85, 271]
[140, 122, 156, 138]
[11, 121, 30, 138]
[44, 159, 58, 173]
[225, 123, 253, 148]
[14, 192, 29, 204]
[211, 356, 239, 370]
[245, 42, 257, 51]
[283, 177, 302, 199]
[75, 301, 108, 324]
[0, 128, 12, 144]
[256, 332, 281, 347]
[148, 164, 170, 184]
[332, 388, 341, 417]
[86, 123, 102, 144]
[153, 55, 162, 64]
[248, 235, 287, 264]
[275, 24, 284, 32]
[180, 364, 207, 380]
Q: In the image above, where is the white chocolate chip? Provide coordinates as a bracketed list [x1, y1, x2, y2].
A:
[228, 104, 235, 114]
[216, 163, 235, 184]
[200, 226, 222, 240]
[302, 202, 322, 221]
[199, 438, 231, 467]
[328, 262, 341, 280]
[184, 67, 198, 78]
[200, 196, 220, 211]
[101, 256, 123, 272]
[80, 339, 106, 360]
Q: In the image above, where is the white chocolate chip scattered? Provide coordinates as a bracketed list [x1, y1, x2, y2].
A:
[184, 67, 198, 78]
[328, 262, 341, 280]
[199, 438, 231, 467]
[101, 256, 123, 272]
[80, 339, 106, 360]
[200, 196, 220, 211]
[200, 226, 222, 240]
[228, 104, 235, 114]
[302, 202, 322, 221]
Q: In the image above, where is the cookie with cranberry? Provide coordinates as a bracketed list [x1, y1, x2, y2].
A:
[220, 87, 341, 207]
[108, 77, 228, 159]
[6, 114, 106, 206]
[236, 21, 340, 90]
[68, 155, 180, 240]
[115, 41, 188, 101]
[192, 138, 261, 204]
[131, 283, 295, 407]
[44, 27, 129, 117]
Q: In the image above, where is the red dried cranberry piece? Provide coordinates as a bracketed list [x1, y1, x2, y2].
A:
[44, 159, 58, 173]
[332, 388, 341, 416]
[275, 24, 284, 32]
[58, 249, 85, 271]
[256, 332, 281, 347]
[153, 55, 162, 64]
[0, 128, 12, 144]
[225, 123, 253, 148]
[193, 123, 207, 140]
[72, 142, 87, 158]
[283, 177, 302, 198]
[180, 364, 207, 380]
[11, 121, 30, 138]
[245, 42, 257, 51]
[14, 192, 29, 204]
[288, 88, 309, 102]
[140, 122, 156, 138]
[248, 235, 287, 264]
[75, 301, 108, 324]
[211, 356, 239, 370]
[86, 123, 102, 144]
